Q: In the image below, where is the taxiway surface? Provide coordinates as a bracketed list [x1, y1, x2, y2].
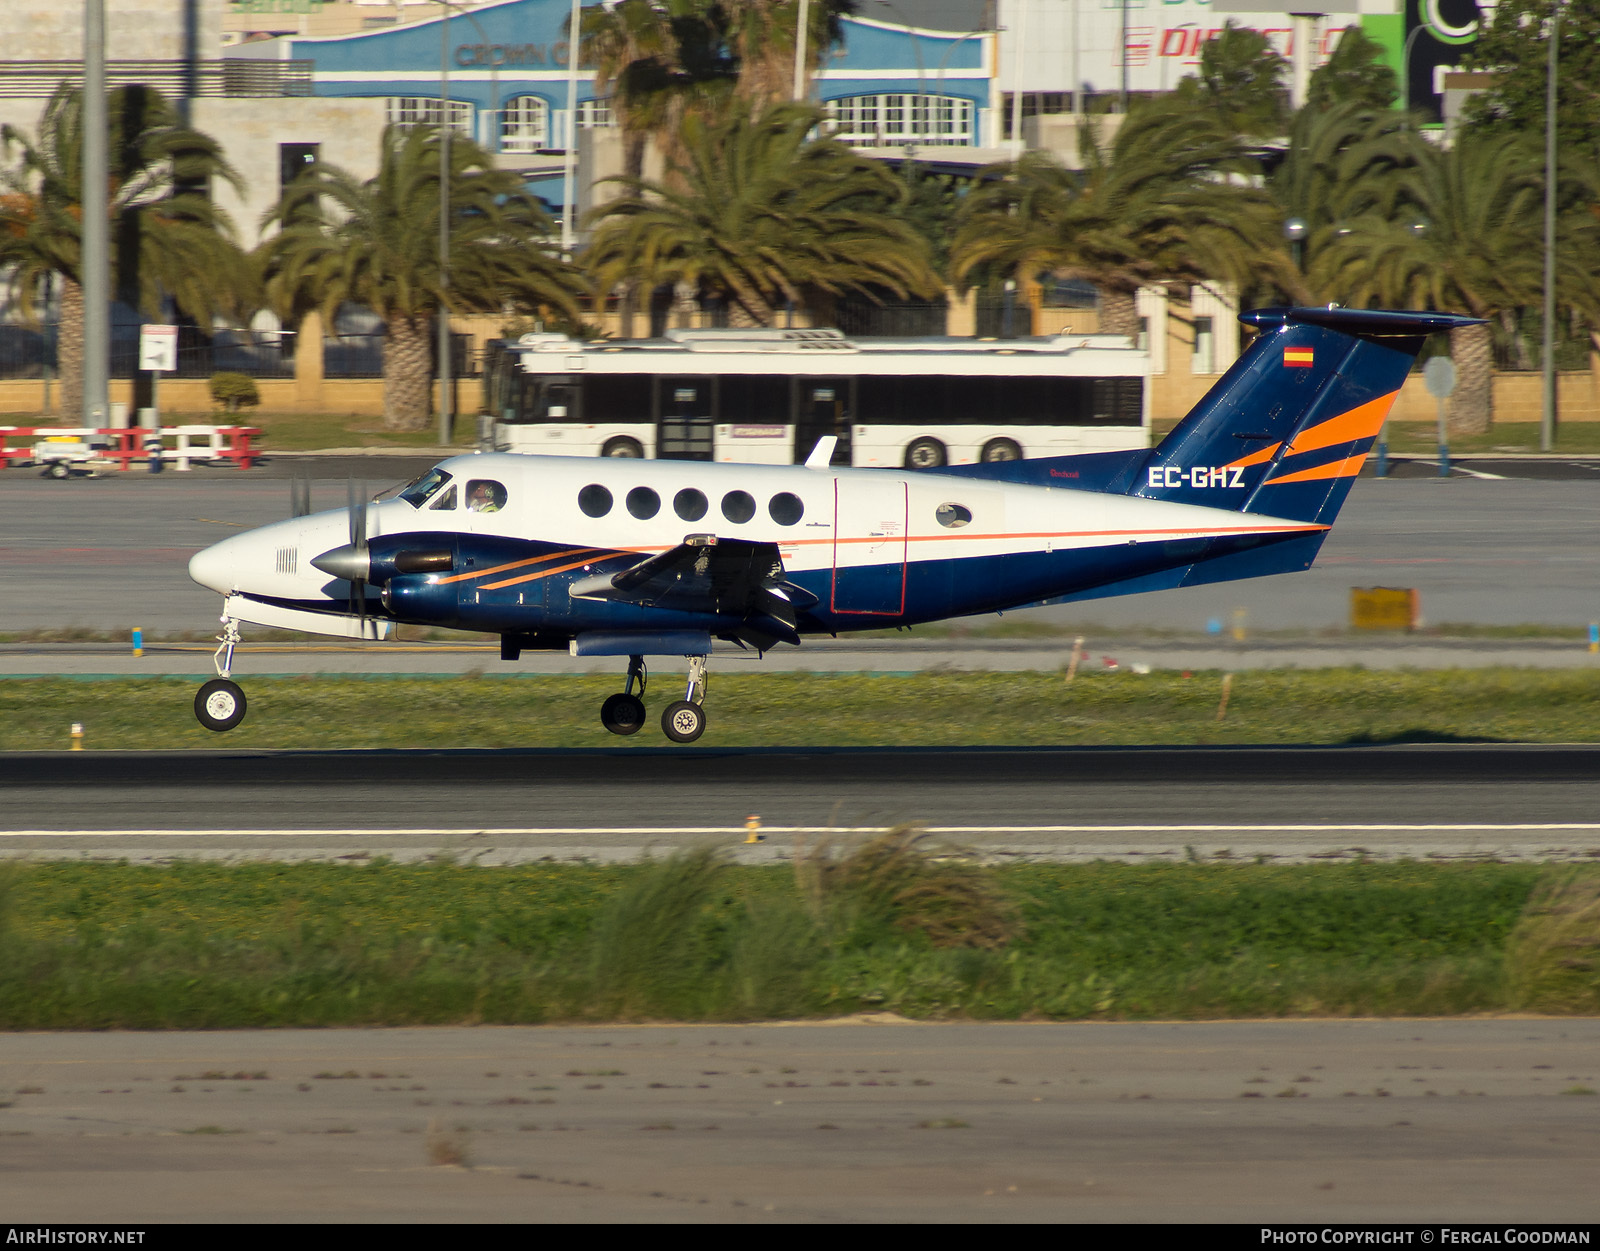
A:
[3, 1019, 1597, 1223]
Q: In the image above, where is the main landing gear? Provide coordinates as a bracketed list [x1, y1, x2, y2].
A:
[194, 616, 247, 732]
[597, 653, 709, 743]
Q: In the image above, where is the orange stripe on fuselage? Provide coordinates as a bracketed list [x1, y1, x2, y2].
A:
[1263, 453, 1368, 486]
[434, 547, 598, 585]
[1285, 391, 1399, 457]
[481, 557, 603, 591]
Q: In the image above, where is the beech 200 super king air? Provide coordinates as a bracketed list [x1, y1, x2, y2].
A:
[187, 307, 1475, 743]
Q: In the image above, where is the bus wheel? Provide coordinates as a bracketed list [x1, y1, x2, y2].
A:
[904, 437, 947, 470]
[602, 437, 644, 458]
[981, 438, 1022, 462]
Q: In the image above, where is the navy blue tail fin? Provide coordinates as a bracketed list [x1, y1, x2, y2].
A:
[1133, 307, 1479, 525]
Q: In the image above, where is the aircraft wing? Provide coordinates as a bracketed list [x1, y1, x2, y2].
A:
[568, 535, 815, 647]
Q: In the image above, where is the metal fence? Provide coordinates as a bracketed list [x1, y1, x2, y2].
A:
[1490, 312, 1593, 372]
[0, 325, 477, 382]
[834, 299, 949, 338]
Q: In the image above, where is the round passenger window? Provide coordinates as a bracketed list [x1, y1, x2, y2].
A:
[936, 502, 972, 529]
[626, 486, 661, 520]
[578, 484, 613, 518]
[674, 488, 708, 522]
[768, 492, 804, 526]
[721, 490, 756, 524]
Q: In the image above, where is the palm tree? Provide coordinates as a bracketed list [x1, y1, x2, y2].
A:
[258, 124, 587, 431]
[721, 1, 855, 111]
[952, 97, 1292, 336]
[1315, 131, 1598, 433]
[580, 1, 855, 177]
[0, 83, 247, 418]
[580, 0, 731, 181]
[1268, 100, 1410, 300]
[585, 102, 939, 329]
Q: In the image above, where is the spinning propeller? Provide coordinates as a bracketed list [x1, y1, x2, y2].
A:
[308, 477, 375, 635]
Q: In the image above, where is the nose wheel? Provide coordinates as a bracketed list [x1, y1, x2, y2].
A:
[195, 678, 247, 732]
[660, 655, 709, 744]
[195, 615, 248, 732]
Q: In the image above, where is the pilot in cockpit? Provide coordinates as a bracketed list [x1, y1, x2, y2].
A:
[467, 480, 505, 513]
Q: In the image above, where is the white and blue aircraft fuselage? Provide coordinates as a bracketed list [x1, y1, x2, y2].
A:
[187, 307, 1476, 742]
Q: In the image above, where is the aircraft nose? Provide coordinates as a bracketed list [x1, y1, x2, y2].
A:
[188, 536, 240, 594]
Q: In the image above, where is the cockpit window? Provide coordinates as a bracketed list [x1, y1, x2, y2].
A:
[467, 480, 506, 513]
[429, 484, 457, 511]
[399, 468, 452, 508]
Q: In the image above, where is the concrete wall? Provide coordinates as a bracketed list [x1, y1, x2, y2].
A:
[190, 95, 387, 249]
[0, 0, 219, 62]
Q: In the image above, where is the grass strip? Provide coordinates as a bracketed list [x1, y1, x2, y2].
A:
[4, 668, 1600, 750]
[2, 853, 1587, 1029]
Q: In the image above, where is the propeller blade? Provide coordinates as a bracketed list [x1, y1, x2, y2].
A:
[346, 477, 371, 628]
[290, 475, 310, 518]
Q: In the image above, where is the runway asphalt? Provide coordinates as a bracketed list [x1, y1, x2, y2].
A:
[4, 1019, 1597, 1223]
[6, 744, 1600, 864]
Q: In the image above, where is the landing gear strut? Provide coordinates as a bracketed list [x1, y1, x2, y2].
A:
[194, 615, 247, 732]
[660, 654, 708, 744]
[599, 654, 648, 736]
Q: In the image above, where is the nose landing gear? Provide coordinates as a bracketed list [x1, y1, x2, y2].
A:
[660, 654, 708, 744]
[599, 654, 648, 736]
[194, 616, 247, 732]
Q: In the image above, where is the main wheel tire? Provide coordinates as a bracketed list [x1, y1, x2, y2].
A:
[194, 678, 247, 732]
[981, 437, 1022, 462]
[602, 437, 644, 458]
[904, 437, 947, 470]
[661, 700, 706, 744]
[600, 692, 646, 736]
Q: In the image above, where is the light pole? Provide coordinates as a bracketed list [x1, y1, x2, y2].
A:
[81, 0, 109, 430]
[1283, 216, 1307, 275]
[1399, 21, 1428, 120]
[793, 0, 811, 101]
[430, 0, 503, 447]
[1541, 0, 1562, 452]
[437, 3, 452, 445]
[560, 0, 581, 259]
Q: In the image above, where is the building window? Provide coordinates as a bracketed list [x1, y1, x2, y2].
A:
[1193, 316, 1215, 375]
[822, 93, 974, 147]
[500, 96, 549, 153]
[278, 142, 318, 195]
[385, 96, 473, 136]
[577, 98, 614, 129]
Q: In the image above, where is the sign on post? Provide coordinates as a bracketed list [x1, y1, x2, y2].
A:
[138, 325, 178, 373]
[1423, 356, 1456, 479]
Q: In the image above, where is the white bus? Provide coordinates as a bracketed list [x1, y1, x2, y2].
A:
[482, 327, 1150, 468]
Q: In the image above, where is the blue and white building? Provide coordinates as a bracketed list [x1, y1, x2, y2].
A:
[217, 0, 996, 235]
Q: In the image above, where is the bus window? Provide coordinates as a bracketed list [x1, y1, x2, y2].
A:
[586, 374, 653, 423]
[674, 487, 708, 521]
[1091, 377, 1143, 425]
[626, 486, 661, 519]
[721, 490, 756, 524]
[578, 484, 613, 517]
